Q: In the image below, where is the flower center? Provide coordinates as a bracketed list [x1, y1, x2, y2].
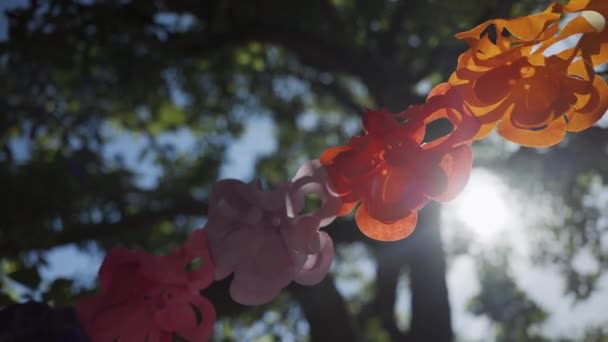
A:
[519, 66, 535, 78]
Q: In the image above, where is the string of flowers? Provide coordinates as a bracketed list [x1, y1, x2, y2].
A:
[7, 1, 606, 341]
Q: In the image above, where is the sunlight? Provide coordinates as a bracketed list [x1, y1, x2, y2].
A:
[450, 169, 511, 240]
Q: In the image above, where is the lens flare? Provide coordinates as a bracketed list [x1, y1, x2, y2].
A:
[449, 169, 511, 240]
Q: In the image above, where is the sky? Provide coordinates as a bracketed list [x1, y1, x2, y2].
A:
[0, 0, 25, 38]
[2, 2, 608, 341]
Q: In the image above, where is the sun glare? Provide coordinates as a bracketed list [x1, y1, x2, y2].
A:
[449, 169, 511, 240]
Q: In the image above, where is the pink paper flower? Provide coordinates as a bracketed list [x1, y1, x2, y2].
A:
[76, 230, 216, 342]
[205, 160, 342, 305]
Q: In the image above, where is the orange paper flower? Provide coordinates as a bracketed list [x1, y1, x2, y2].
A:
[320, 91, 479, 241]
[564, 0, 608, 66]
[450, 3, 608, 147]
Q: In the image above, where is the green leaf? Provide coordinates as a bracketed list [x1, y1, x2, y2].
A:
[42, 278, 74, 306]
[184, 257, 204, 273]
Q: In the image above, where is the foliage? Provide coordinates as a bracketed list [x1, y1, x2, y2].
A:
[468, 250, 548, 342]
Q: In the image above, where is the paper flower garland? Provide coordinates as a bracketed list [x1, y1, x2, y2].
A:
[10, 2, 601, 341]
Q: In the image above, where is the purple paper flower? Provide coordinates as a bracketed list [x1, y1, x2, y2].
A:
[205, 160, 342, 305]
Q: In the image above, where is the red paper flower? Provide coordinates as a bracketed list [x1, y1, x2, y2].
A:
[76, 230, 216, 342]
[320, 94, 479, 241]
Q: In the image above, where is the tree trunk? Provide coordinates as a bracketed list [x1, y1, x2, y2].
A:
[407, 202, 453, 341]
[289, 275, 361, 342]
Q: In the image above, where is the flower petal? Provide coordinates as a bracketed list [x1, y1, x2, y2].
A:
[229, 273, 283, 305]
[336, 200, 358, 216]
[154, 295, 198, 332]
[283, 215, 322, 254]
[294, 232, 334, 285]
[209, 224, 254, 281]
[362, 109, 401, 134]
[473, 122, 499, 140]
[567, 67, 608, 132]
[433, 145, 474, 202]
[175, 296, 217, 342]
[178, 229, 215, 290]
[290, 159, 343, 226]
[355, 204, 417, 241]
[497, 111, 567, 147]
[98, 248, 140, 297]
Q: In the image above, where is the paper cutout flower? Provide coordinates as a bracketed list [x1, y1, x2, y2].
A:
[563, 0, 608, 67]
[205, 160, 341, 305]
[320, 102, 478, 241]
[76, 230, 216, 342]
[450, 3, 608, 147]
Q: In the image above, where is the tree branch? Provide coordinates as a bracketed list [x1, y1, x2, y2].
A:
[178, 25, 369, 76]
[318, 0, 344, 34]
[0, 196, 208, 257]
[306, 75, 364, 114]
